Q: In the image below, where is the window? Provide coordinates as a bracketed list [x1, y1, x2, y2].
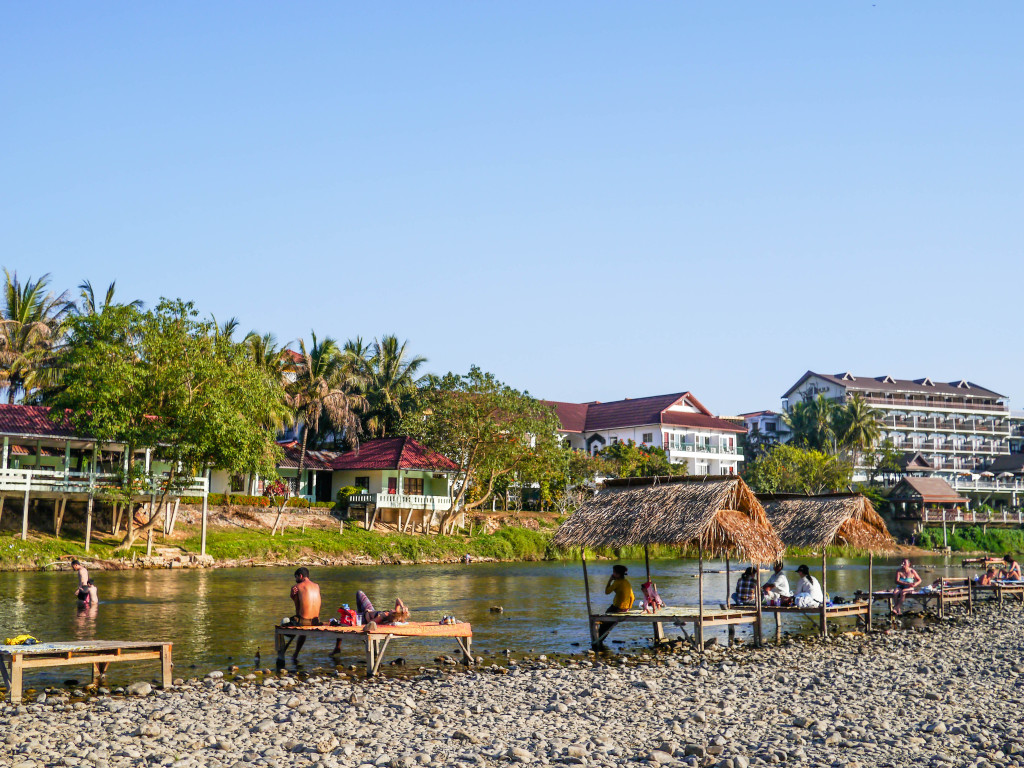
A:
[610, 436, 618, 445]
[404, 477, 424, 496]
[765, 422, 776, 433]
[355, 477, 370, 492]
[642, 432, 653, 444]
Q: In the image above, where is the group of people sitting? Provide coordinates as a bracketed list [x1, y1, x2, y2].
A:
[731, 562, 824, 608]
[286, 567, 409, 658]
[976, 554, 1022, 585]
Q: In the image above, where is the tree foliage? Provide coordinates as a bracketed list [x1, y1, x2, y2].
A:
[784, 392, 882, 462]
[45, 299, 283, 548]
[743, 443, 853, 495]
[347, 335, 426, 438]
[600, 440, 686, 478]
[401, 366, 561, 532]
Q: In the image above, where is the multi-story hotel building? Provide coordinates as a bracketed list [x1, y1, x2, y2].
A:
[782, 372, 1011, 478]
[543, 392, 746, 475]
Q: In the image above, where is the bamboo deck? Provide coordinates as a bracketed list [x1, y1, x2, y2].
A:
[761, 601, 870, 640]
[274, 622, 473, 676]
[588, 606, 762, 648]
[0, 640, 172, 703]
[972, 582, 1024, 606]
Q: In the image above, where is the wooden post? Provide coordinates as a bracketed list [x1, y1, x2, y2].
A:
[820, 551, 828, 638]
[697, 542, 705, 651]
[754, 562, 763, 647]
[725, 557, 731, 608]
[9, 653, 23, 703]
[160, 644, 173, 689]
[644, 544, 651, 584]
[867, 552, 873, 632]
[0, 495, 4, 529]
[146, 494, 156, 557]
[582, 552, 597, 647]
[201, 471, 209, 557]
[775, 610, 782, 644]
[21, 477, 30, 541]
[85, 494, 94, 553]
[2, 436, 8, 469]
[967, 576, 974, 616]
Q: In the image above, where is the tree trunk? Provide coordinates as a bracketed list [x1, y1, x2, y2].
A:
[270, 503, 286, 535]
[295, 422, 309, 500]
[116, 468, 175, 551]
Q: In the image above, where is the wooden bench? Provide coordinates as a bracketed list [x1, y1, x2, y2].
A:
[275, 622, 473, 676]
[589, 606, 762, 649]
[872, 578, 973, 620]
[761, 601, 870, 641]
[0, 641, 172, 703]
[973, 581, 1024, 607]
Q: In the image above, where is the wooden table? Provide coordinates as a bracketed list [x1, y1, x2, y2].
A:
[589, 606, 762, 649]
[0, 641, 172, 703]
[973, 582, 1024, 606]
[761, 601, 870, 641]
[872, 578, 973, 620]
[275, 622, 473, 676]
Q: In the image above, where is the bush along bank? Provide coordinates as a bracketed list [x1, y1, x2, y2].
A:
[917, 525, 1024, 554]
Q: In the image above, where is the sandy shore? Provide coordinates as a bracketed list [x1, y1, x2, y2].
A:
[4, 603, 1023, 768]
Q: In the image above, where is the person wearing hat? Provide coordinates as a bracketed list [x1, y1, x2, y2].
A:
[792, 564, 823, 608]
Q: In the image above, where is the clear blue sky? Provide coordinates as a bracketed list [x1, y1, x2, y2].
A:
[3, 3, 1022, 414]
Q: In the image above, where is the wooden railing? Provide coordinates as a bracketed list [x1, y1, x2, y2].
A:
[0, 468, 208, 497]
[347, 493, 453, 510]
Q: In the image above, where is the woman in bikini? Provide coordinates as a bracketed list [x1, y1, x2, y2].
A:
[893, 559, 922, 615]
[1003, 554, 1022, 581]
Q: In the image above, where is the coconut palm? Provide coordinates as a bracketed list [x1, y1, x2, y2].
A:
[76, 279, 144, 315]
[0, 270, 72, 403]
[286, 332, 367, 496]
[243, 331, 295, 432]
[784, 394, 838, 453]
[838, 392, 883, 466]
[355, 335, 427, 437]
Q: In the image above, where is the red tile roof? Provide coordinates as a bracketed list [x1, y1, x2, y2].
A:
[891, 476, 967, 503]
[0, 405, 83, 439]
[278, 437, 458, 472]
[542, 393, 745, 434]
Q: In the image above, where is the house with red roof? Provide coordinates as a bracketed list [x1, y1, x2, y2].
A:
[246, 436, 460, 531]
[542, 392, 746, 476]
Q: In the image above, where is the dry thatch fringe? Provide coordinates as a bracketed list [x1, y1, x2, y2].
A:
[552, 475, 784, 564]
[760, 492, 896, 553]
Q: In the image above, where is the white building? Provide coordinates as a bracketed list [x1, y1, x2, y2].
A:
[543, 392, 745, 475]
[739, 410, 789, 444]
[782, 371, 1012, 480]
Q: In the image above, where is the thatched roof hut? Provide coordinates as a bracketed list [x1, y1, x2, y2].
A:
[760, 492, 896, 552]
[553, 475, 783, 564]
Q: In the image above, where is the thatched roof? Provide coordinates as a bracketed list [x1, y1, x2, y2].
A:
[552, 475, 783, 563]
[760, 493, 896, 552]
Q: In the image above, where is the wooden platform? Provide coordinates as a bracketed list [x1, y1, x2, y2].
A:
[274, 622, 473, 676]
[588, 606, 762, 649]
[972, 582, 1024, 606]
[872, 578, 973, 619]
[761, 601, 870, 641]
[0, 641, 172, 703]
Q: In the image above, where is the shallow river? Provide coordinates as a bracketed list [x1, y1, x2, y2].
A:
[0, 555, 972, 689]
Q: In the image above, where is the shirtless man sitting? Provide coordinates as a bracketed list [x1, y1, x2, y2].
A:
[287, 567, 322, 659]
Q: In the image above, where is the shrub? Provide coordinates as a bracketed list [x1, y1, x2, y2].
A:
[335, 486, 362, 508]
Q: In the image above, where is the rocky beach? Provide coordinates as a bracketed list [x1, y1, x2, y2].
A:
[4, 603, 1024, 768]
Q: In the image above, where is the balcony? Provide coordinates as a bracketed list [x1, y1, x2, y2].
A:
[0, 468, 208, 497]
[347, 493, 453, 510]
[862, 396, 1007, 414]
[670, 444, 743, 457]
[886, 418, 1008, 434]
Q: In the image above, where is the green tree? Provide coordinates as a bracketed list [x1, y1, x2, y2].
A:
[75, 279, 144, 316]
[402, 366, 561, 533]
[600, 440, 686, 478]
[46, 299, 283, 549]
[351, 335, 427, 437]
[743, 443, 853, 495]
[0, 270, 72, 403]
[784, 394, 839, 453]
[243, 331, 295, 432]
[866, 437, 903, 485]
[287, 332, 366, 494]
[836, 392, 883, 467]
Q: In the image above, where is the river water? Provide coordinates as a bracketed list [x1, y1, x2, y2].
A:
[0, 555, 973, 690]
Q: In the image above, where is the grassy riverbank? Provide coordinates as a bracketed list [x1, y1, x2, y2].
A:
[917, 525, 1024, 554]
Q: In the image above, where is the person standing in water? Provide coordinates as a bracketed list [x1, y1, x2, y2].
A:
[71, 560, 97, 604]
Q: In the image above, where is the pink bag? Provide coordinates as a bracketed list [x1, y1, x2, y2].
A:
[641, 580, 665, 613]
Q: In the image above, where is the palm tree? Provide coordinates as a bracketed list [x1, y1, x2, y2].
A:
[0, 270, 72, 403]
[76, 279, 144, 315]
[212, 316, 241, 344]
[286, 332, 367, 496]
[806, 394, 838, 453]
[355, 335, 427, 437]
[243, 331, 294, 432]
[838, 392, 883, 467]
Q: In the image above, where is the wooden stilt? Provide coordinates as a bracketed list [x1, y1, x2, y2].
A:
[697, 542, 705, 651]
[867, 552, 873, 632]
[725, 557, 731, 608]
[754, 563, 763, 647]
[775, 610, 782, 644]
[21, 482, 30, 541]
[644, 544, 651, 584]
[820, 551, 828, 638]
[0, 495, 5, 530]
[85, 494, 94, 553]
[160, 644, 173, 688]
[582, 552, 597, 647]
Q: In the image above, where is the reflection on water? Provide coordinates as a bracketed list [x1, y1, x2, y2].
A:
[0, 556, 969, 688]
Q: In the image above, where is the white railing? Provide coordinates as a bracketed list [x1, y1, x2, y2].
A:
[948, 477, 1024, 493]
[670, 445, 743, 457]
[347, 492, 453, 510]
[0, 468, 208, 497]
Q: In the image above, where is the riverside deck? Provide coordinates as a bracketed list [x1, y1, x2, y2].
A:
[972, 582, 1024, 606]
[589, 606, 762, 648]
[274, 622, 473, 676]
[761, 601, 871, 641]
[872, 578, 973, 620]
[0, 640, 172, 703]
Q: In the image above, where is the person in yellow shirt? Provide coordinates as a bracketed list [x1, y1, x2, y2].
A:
[604, 565, 634, 612]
